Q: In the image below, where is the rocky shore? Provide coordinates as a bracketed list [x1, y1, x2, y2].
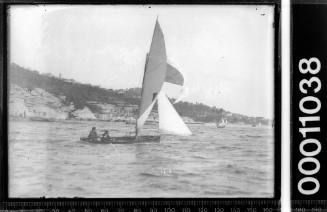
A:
[9, 84, 193, 123]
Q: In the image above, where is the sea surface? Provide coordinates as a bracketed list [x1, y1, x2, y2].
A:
[8, 120, 274, 198]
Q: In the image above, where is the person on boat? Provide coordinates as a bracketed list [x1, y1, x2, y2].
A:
[88, 127, 98, 141]
[101, 130, 110, 141]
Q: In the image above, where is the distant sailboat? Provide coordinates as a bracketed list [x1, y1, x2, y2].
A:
[81, 18, 191, 144]
[216, 118, 227, 128]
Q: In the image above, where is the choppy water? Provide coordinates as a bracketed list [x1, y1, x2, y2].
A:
[8, 120, 274, 198]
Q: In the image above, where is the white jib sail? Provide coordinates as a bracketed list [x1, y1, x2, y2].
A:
[157, 91, 192, 136]
[136, 99, 157, 133]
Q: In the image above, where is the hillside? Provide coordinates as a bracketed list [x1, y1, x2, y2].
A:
[10, 64, 140, 110]
[9, 63, 271, 125]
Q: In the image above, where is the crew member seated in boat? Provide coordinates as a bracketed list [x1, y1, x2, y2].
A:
[101, 130, 110, 141]
[88, 127, 98, 140]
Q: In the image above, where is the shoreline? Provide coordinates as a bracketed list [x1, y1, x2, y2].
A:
[8, 117, 273, 128]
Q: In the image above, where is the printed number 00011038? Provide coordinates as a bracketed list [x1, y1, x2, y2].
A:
[297, 57, 322, 195]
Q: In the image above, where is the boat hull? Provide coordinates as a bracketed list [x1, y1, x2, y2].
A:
[80, 135, 160, 144]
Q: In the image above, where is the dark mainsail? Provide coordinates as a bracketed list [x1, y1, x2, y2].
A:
[136, 20, 167, 135]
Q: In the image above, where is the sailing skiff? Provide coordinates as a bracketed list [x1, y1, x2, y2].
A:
[81, 19, 191, 144]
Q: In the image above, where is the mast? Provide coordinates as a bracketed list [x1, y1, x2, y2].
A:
[136, 52, 149, 137]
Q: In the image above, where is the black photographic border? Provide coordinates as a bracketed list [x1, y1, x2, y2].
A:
[0, 0, 281, 210]
[291, 0, 327, 205]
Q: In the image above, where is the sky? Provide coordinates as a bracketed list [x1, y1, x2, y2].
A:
[9, 5, 275, 119]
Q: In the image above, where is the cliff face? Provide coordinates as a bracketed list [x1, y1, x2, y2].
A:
[9, 63, 140, 110]
[9, 84, 72, 120]
[8, 84, 139, 121]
